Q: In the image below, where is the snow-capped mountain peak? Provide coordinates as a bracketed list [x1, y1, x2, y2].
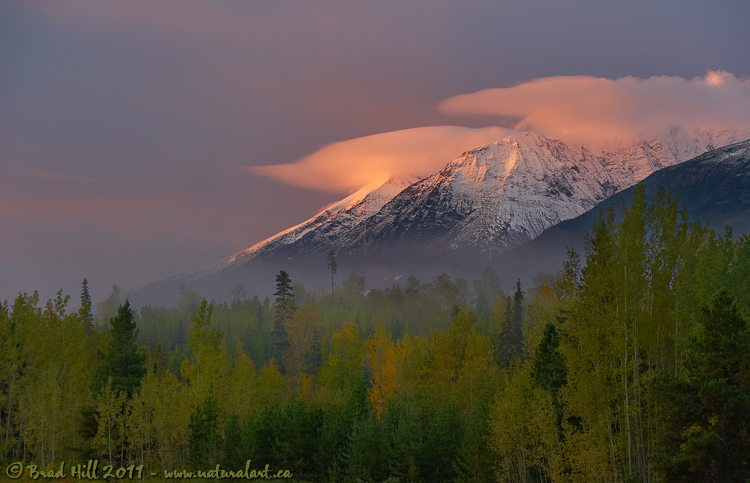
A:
[138, 127, 750, 304]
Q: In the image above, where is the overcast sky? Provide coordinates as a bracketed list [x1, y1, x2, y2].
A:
[2, 0, 750, 305]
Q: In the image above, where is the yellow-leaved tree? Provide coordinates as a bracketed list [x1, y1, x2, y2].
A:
[366, 323, 403, 418]
[181, 300, 230, 405]
[222, 341, 257, 422]
[319, 321, 365, 399]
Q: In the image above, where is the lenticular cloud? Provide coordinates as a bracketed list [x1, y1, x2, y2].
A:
[439, 71, 750, 145]
[250, 71, 750, 193]
[248, 126, 512, 193]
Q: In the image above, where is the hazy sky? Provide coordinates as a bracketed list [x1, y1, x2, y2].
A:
[2, 0, 750, 304]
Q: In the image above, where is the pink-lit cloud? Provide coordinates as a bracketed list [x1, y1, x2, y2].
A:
[248, 126, 513, 193]
[250, 72, 750, 193]
[439, 71, 750, 145]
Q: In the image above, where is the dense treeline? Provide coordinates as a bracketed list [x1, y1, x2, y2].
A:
[1, 185, 749, 482]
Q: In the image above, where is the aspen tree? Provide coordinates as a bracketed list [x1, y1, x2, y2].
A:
[180, 300, 229, 404]
[366, 323, 401, 418]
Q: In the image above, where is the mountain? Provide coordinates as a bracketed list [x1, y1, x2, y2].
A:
[131, 128, 749, 305]
[333, 129, 744, 260]
[498, 138, 750, 283]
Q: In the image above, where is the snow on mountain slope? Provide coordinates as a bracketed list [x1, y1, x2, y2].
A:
[333, 128, 750, 256]
[180, 127, 750, 279]
[191, 175, 419, 277]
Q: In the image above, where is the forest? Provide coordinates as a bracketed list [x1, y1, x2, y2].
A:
[1, 185, 749, 483]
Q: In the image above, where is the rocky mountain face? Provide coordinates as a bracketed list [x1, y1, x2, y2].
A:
[131, 128, 749, 305]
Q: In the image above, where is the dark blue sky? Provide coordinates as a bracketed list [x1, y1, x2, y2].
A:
[2, 0, 749, 304]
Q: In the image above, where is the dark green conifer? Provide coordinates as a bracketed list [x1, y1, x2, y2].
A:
[653, 290, 750, 482]
[531, 322, 567, 404]
[221, 413, 243, 470]
[495, 279, 525, 368]
[78, 278, 94, 335]
[272, 270, 295, 372]
[188, 393, 222, 469]
[327, 249, 337, 295]
[90, 300, 146, 398]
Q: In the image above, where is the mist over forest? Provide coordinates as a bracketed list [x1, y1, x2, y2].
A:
[2, 187, 749, 482]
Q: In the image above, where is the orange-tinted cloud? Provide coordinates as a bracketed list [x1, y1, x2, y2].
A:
[439, 71, 750, 145]
[250, 72, 750, 193]
[247, 126, 513, 193]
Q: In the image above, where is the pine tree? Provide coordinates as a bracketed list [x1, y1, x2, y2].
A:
[95, 284, 122, 326]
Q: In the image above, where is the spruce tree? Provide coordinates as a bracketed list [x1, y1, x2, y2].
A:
[653, 290, 750, 482]
[531, 322, 567, 405]
[272, 270, 295, 372]
[222, 413, 244, 469]
[89, 300, 147, 399]
[78, 278, 94, 335]
[327, 249, 337, 295]
[83, 300, 147, 464]
[496, 279, 524, 368]
[454, 385, 497, 483]
[103, 300, 147, 397]
[188, 392, 222, 469]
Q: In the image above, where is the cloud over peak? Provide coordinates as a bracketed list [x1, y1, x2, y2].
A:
[247, 126, 513, 193]
[250, 72, 750, 193]
[440, 71, 750, 144]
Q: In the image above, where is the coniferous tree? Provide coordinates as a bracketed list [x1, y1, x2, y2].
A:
[188, 392, 222, 470]
[454, 384, 497, 483]
[100, 300, 147, 398]
[173, 319, 186, 351]
[327, 249, 337, 295]
[84, 300, 146, 464]
[272, 270, 295, 373]
[255, 295, 265, 330]
[653, 289, 750, 482]
[221, 413, 244, 469]
[530, 323, 567, 406]
[79, 278, 94, 335]
[496, 280, 524, 368]
[422, 400, 462, 482]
